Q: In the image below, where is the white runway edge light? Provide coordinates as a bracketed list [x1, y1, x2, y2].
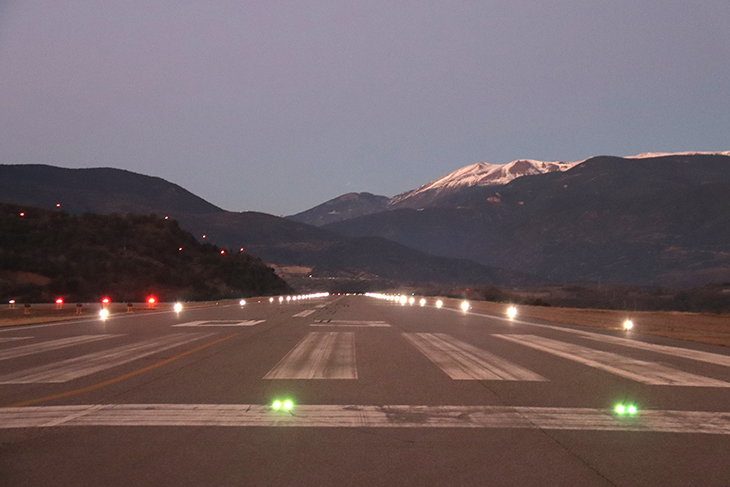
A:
[461, 301, 470, 312]
[173, 302, 183, 313]
[239, 299, 246, 306]
[436, 300, 443, 308]
[419, 298, 426, 307]
[99, 308, 109, 319]
[507, 306, 517, 319]
[623, 319, 634, 330]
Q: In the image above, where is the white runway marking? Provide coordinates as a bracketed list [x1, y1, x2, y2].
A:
[2, 404, 730, 434]
[442, 305, 730, 368]
[292, 310, 316, 318]
[264, 332, 357, 379]
[173, 320, 264, 327]
[0, 333, 214, 384]
[312, 320, 390, 328]
[314, 304, 327, 308]
[404, 333, 546, 381]
[495, 334, 730, 387]
[0, 335, 121, 361]
[556, 329, 730, 368]
[0, 337, 32, 344]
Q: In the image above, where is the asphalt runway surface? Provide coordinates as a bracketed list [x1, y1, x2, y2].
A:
[1, 295, 730, 486]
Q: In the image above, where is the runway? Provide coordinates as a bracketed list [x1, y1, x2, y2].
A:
[2, 295, 730, 486]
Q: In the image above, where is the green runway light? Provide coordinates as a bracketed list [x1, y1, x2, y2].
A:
[615, 403, 638, 416]
[283, 400, 293, 410]
[272, 401, 282, 410]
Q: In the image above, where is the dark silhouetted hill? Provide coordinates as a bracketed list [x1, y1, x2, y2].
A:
[0, 202, 291, 302]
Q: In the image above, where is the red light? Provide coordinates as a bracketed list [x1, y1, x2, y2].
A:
[178, 247, 183, 251]
[202, 234, 206, 239]
[240, 247, 244, 252]
[56, 203, 61, 207]
[147, 297, 156, 304]
[55, 298, 63, 304]
[102, 298, 110, 304]
[19, 212, 25, 217]
[164, 216, 169, 220]
[220, 250, 225, 254]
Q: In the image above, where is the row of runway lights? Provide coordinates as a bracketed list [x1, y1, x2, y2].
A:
[96, 292, 331, 319]
[364, 293, 520, 319]
[364, 293, 636, 330]
[265, 292, 331, 305]
[96, 291, 636, 332]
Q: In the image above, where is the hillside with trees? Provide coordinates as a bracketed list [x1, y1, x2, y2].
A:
[0, 202, 291, 302]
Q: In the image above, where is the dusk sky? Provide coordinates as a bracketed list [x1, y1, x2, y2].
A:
[1, 1, 728, 215]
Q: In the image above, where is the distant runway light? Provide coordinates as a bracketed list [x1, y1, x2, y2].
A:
[623, 320, 634, 330]
[507, 306, 517, 319]
[174, 302, 182, 312]
[408, 297, 415, 305]
[420, 298, 426, 306]
[461, 301, 470, 312]
[400, 296, 407, 305]
[99, 309, 109, 319]
[436, 300, 443, 308]
[269, 297, 274, 303]
[239, 299, 246, 306]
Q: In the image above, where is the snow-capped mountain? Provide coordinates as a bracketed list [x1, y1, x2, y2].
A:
[288, 151, 730, 226]
[389, 159, 579, 209]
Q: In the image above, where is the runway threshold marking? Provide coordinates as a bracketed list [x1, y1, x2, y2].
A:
[403, 333, 546, 381]
[0, 335, 121, 361]
[4, 333, 240, 408]
[173, 320, 265, 327]
[495, 334, 730, 387]
[443, 305, 730, 367]
[293, 310, 316, 318]
[554, 328, 730, 368]
[264, 332, 357, 379]
[0, 333, 215, 384]
[2, 404, 730, 434]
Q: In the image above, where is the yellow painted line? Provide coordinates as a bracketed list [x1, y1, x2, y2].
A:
[4, 333, 239, 408]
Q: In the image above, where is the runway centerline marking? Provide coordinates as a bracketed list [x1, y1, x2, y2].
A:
[173, 320, 264, 327]
[495, 334, 730, 387]
[404, 333, 546, 381]
[312, 320, 390, 328]
[0, 333, 214, 384]
[2, 404, 730, 434]
[0, 335, 121, 361]
[292, 310, 316, 318]
[264, 332, 357, 379]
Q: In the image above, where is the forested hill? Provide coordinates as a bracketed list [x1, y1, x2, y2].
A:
[0, 203, 291, 302]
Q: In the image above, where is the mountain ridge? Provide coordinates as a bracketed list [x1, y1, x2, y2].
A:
[0, 164, 535, 288]
[288, 151, 730, 227]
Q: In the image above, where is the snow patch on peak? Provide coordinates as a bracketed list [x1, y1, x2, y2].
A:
[389, 158, 580, 206]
